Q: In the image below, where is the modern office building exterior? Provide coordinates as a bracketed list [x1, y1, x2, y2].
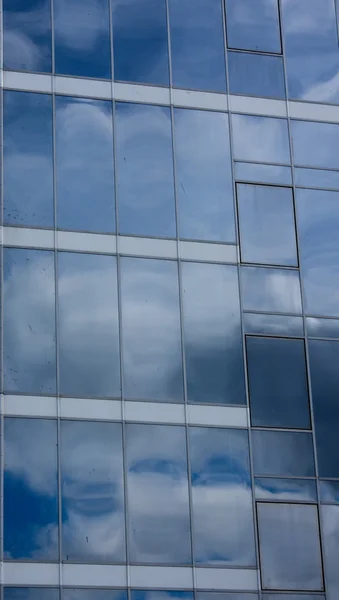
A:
[1, 0, 339, 599]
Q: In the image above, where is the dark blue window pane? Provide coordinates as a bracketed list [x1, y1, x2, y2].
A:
[54, 0, 111, 78]
[169, 0, 226, 92]
[63, 593, 126, 600]
[320, 505, 339, 600]
[4, 91, 53, 228]
[228, 52, 285, 99]
[295, 167, 339, 190]
[308, 340, 339, 478]
[56, 96, 115, 233]
[132, 593, 193, 600]
[252, 430, 315, 477]
[121, 258, 183, 402]
[247, 337, 310, 429]
[319, 480, 339, 503]
[4, 248, 56, 394]
[126, 424, 191, 564]
[243, 314, 304, 338]
[4, 418, 58, 560]
[189, 427, 255, 566]
[61, 420, 125, 563]
[255, 478, 317, 503]
[174, 109, 235, 242]
[182, 263, 246, 405]
[232, 115, 290, 164]
[112, 0, 169, 86]
[307, 317, 339, 339]
[3, 0, 52, 72]
[115, 103, 176, 238]
[225, 0, 281, 53]
[235, 163, 292, 186]
[5, 591, 59, 600]
[58, 252, 120, 398]
[241, 267, 302, 314]
[291, 120, 339, 170]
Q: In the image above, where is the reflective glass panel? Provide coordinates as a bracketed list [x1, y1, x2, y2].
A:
[241, 267, 302, 314]
[64, 593, 126, 600]
[243, 314, 304, 337]
[296, 189, 339, 317]
[189, 427, 255, 566]
[54, 0, 111, 78]
[295, 167, 339, 191]
[255, 478, 317, 503]
[197, 595, 258, 600]
[5, 591, 59, 600]
[174, 109, 235, 242]
[247, 337, 310, 429]
[4, 91, 53, 228]
[132, 593, 193, 600]
[232, 115, 290, 164]
[321, 505, 339, 600]
[237, 184, 298, 266]
[264, 595, 325, 599]
[61, 420, 125, 563]
[4, 248, 56, 394]
[121, 258, 183, 402]
[4, 418, 58, 560]
[169, 0, 226, 92]
[3, 0, 52, 72]
[58, 252, 120, 398]
[56, 96, 115, 233]
[112, 0, 169, 86]
[252, 430, 315, 477]
[257, 503, 323, 591]
[125, 424, 191, 564]
[235, 162, 292, 186]
[291, 120, 339, 170]
[225, 0, 281, 53]
[306, 317, 339, 339]
[228, 52, 285, 99]
[319, 480, 339, 503]
[115, 103, 176, 238]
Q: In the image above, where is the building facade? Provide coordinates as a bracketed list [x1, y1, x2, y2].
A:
[1, 0, 339, 599]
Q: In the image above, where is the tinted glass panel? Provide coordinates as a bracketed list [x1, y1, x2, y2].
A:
[4, 418, 58, 560]
[58, 252, 120, 398]
[228, 52, 285, 99]
[197, 595, 258, 600]
[319, 480, 339, 503]
[264, 595, 325, 600]
[241, 267, 302, 314]
[4, 91, 53, 228]
[321, 505, 339, 600]
[112, 0, 169, 86]
[174, 109, 235, 242]
[190, 427, 255, 566]
[237, 184, 298, 266]
[5, 591, 59, 600]
[4, 248, 56, 394]
[132, 593, 193, 600]
[115, 103, 176, 238]
[306, 317, 339, 339]
[169, 0, 226, 92]
[61, 420, 125, 563]
[232, 115, 290, 165]
[182, 263, 245, 405]
[126, 424, 191, 564]
[64, 592, 127, 600]
[247, 337, 310, 429]
[3, 0, 52, 72]
[257, 503, 323, 591]
[252, 430, 315, 477]
[56, 96, 115, 233]
[243, 314, 304, 337]
[255, 478, 317, 502]
[295, 167, 339, 191]
[235, 162, 292, 186]
[121, 258, 183, 402]
[291, 120, 339, 170]
[225, 0, 281, 53]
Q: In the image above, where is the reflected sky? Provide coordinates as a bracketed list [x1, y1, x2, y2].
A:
[228, 52, 285, 99]
[291, 120, 339, 170]
[255, 478, 317, 502]
[306, 317, 339, 339]
[5, 591, 59, 600]
[319, 479, 339, 502]
[243, 313, 304, 337]
[295, 167, 339, 190]
[225, 0, 281, 53]
[232, 115, 290, 164]
[64, 592, 126, 600]
[252, 430, 315, 477]
[126, 424, 191, 564]
[321, 504, 339, 600]
[235, 162, 292, 186]
[196, 595, 258, 600]
[132, 592, 192, 600]
[4, 418, 58, 560]
[264, 595, 325, 600]
[189, 427, 256, 566]
[241, 266, 302, 314]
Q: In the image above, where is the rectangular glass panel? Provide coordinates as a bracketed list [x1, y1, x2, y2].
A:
[56, 96, 115, 233]
[197, 595, 258, 600]
[189, 427, 256, 566]
[295, 167, 339, 190]
[243, 314, 304, 337]
[263, 595, 325, 599]
[291, 120, 339, 170]
[232, 115, 290, 165]
[115, 103, 176, 238]
[321, 504, 339, 600]
[64, 593, 127, 600]
[132, 593, 193, 600]
[121, 258, 184, 402]
[4, 91, 54, 228]
[255, 478, 317, 503]
[61, 420, 125, 563]
[306, 317, 339, 339]
[252, 430, 315, 477]
[319, 480, 339, 503]
[4, 418, 58, 560]
[5, 591, 59, 600]
[235, 162, 292, 186]
[225, 0, 281, 53]
[241, 266, 302, 314]
[4, 248, 56, 394]
[125, 424, 191, 564]
[228, 52, 285, 99]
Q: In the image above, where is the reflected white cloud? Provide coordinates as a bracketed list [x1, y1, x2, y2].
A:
[241, 266, 302, 314]
[232, 114, 290, 164]
[54, 0, 109, 50]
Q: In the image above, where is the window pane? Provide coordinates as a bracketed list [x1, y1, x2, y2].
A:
[3, 0, 52, 72]
[306, 317, 339, 339]
[228, 52, 285, 99]
[121, 258, 183, 402]
[189, 427, 255, 566]
[241, 267, 302, 314]
[4, 248, 56, 394]
[295, 167, 339, 191]
[174, 109, 235, 242]
[56, 96, 115, 233]
[235, 163, 292, 186]
[115, 103, 176, 238]
[257, 503, 323, 591]
[197, 595, 258, 600]
[247, 337, 310, 429]
[169, 0, 226, 92]
[5, 591, 59, 600]
[182, 263, 245, 405]
[4, 91, 53, 228]
[243, 314, 304, 337]
[252, 430, 315, 477]
[132, 593, 193, 600]
[225, 0, 281, 53]
[61, 420, 125, 563]
[125, 424, 191, 564]
[255, 478, 317, 503]
[232, 115, 290, 164]
[54, 0, 111, 78]
[320, 505, 339, 600]
[64, 593, 126, 600]
[58, 252, 120, 398]
[291, 120, 339, 170]
[112, 0, 169, 86]
[319, 480, 339, 503]
[237, 184, 298, 266]
[263, 595, 325, 600]
[4, 418, 58, 560]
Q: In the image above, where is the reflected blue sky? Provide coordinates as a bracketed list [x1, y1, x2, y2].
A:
[64, 592, 126, 600]
[241, 266, 302, 314]
[295, 167, 339, 190]
[306, 317, 339, 339]
[5, 591, 59, 600]
[228, 52, 285, 99]
[321, 504, 339, 600]
[243, 313, 304, 337]
[319, 479, 339, 502]
[255, 478, 317, 502]
[291, 120, 339, 170]
[232, 115, 290, 164]
[132, 592, 192, 600]
[252, 430, 315, 477]
[225, 0, 281, 53]
[196, 595, 258, 600]
[235, 162, 292, 186]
